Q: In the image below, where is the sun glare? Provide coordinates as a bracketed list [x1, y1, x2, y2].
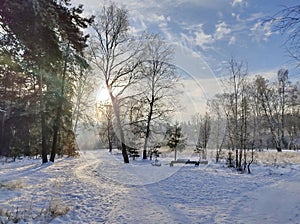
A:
[96, 86, 111, 103]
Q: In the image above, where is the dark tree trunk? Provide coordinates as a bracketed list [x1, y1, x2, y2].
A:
[276, 145, 282, 152]
[107, 109, 113, 153]
[111, 96, 129, 163]
[39, 73, 48, 163]
[121, 141, 129, 163]
[238, 149, 243, 171]
[50, 111, 61, 162]
[0, 112, 5, 156]
[50, 49, 68, 162]
[275, 137, 282, 152]
[143, 137, 148, 159]
[116, 112, 129, 163]
[235, 149, 238, 168]
[143, 100, 154, 159]
[108, 140, 112, 153]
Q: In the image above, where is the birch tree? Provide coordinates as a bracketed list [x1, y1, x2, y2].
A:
[254, 75, 283, 152]
[89, 4, 142, 163]
[138, 34, 178, 159]
[208, 96, 227, 162]
[222, 59, 248, 170]
[193, 112, 211, 160]
[278, 69, 289, 148]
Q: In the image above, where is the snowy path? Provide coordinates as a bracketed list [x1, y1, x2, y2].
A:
[68, 150, 300, 223]
[71, 152, 179, 224]
[1, 150, 300, 223]
[232, 171, 300, 223]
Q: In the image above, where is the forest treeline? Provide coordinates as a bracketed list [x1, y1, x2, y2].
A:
[0, 1, 299, 167]
[181, 63, 300, 172]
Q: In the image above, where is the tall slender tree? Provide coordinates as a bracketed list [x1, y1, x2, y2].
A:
[89, 4, 144, 163]
[254, 75, 283, 152]
[222, 59, 248, 170]
[138, 34, 178, 159]
[208, 95, 227, 162]
[278, 68, 289, 149]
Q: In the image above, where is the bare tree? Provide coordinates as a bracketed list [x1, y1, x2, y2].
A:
[89, 4, 143, 163]
[208, 95, 227, 162]
[193, 112, 211, 160]
[254, 75, 283, 152]
[72, 66, 96, 137]
[268, 5, 300, 150]
[269, 5, 300, 64]
[245, 79, 270, 173]
[222, 59, 248, 170]
[278, 69, 289, 148]
[97, 103, 115, 152]
[137, 34, 179, 159]
[285, 82, 300, 149]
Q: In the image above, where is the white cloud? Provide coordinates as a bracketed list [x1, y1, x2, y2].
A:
[248, 69, 280, 82]
[182, 21, 233, 50]
[231, 0, 248, 7]
[214, 22, 231, 40]
[180, 33, 194, 49]
[152, 14, 166, 23]
[167, 0, 229, 9]
[250, 20, 273, 42]
[245, 13, 265, 22]
[195, 28, 214, 49]
[229, 36, 236, 45]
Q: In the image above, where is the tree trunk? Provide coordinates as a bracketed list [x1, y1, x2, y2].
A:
[108, 139, 112, 153]
[143, 100, 154, 159]
[143, 136, 149, 159]
[238, 149, 243, 171]
[73, 79, 82, 136]
[50, 109, 61, 162]
[0, 111, 5, 156]
[120, 139, 129, 163]
[235, 149, 238, 168]
[276, 145, 282, 152]
[107, 118, 112, 153]
[50, 49, 68, 162]
[39, 72, 48, 163]
[111, 96, 129, 163]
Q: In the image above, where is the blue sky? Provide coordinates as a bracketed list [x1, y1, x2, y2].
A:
[73, 0, 299, 118]
[74, 0, 299, 77]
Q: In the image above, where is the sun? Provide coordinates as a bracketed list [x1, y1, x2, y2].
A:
[96, 86, 111, 103]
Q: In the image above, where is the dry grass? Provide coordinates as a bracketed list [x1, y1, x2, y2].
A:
[256, 150, 300, 166]
[205, 149, 300, 166]
[0, 180, 23, 190]
[48, 198, 70, 218]
[0, 198, 70, 223]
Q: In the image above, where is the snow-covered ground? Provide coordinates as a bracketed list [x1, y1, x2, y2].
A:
[0, 149, 300, 223]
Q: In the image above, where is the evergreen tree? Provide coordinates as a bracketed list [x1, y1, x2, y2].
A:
[166, 122, 186, 161]
[0, 0, 93, 162]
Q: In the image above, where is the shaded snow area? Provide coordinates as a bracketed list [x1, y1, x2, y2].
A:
[1, 150, 300, 223]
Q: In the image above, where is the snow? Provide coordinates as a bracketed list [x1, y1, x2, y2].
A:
[1, 149, 300, 223]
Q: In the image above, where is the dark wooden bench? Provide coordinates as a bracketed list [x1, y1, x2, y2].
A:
[170, 159, 198, 167]
[186, 160, 200, 166]
[170, 159, 208, 166]
[129, 154, 140, 160]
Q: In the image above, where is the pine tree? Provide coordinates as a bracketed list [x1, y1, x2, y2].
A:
[166, 122, 186, 161]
